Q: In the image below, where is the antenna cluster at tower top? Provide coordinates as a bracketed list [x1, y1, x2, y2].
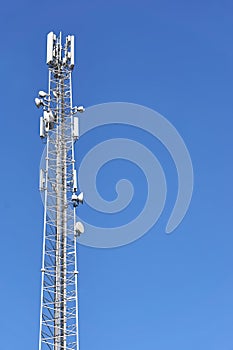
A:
[46, 31, 75, 69]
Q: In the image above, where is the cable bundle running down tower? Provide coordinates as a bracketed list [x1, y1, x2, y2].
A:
[35, 32, 85, 350]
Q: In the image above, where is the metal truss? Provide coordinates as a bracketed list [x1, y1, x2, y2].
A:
[37, 32, 83, 350]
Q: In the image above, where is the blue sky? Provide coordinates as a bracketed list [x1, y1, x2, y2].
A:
[0, 0, 232, 349]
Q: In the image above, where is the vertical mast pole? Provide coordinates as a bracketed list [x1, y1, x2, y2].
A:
[36, 31, 84, 350]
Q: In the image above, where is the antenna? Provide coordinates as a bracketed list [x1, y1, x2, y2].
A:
[36, 31, 84, 350]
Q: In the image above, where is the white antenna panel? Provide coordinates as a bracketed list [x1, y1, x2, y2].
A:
[70, 35, 75, 69]
[46, 32, 55, 65]
[39, 169, 45, 191]
[40, 117, 45, 138]
[73, 117, 79, 140]
[73, 169, 77, 192]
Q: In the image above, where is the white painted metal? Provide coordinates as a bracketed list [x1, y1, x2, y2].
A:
[73, 117, 79, 140]
[75, 222, 84, 236]
[73, 170, 77, 192]
[40, 117, 45, 138]
[70, 35, 75, 69]
[39, 169, 45, 191]
[77, 192, 84, 204]
[38, 32, 82, 350]
[39, 91, 49, 98]
[46, 32, 55, 65]
[76, 106, 85, 113]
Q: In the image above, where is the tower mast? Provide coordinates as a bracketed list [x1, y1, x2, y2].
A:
[36, 32, 84, 350]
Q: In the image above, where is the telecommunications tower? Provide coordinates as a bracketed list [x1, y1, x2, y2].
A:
[35, 32, 85, 350]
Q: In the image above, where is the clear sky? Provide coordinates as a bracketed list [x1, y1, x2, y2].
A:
[0, 0, 232, 349]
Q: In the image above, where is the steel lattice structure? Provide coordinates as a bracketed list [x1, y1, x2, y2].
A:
[36, 32, 84, 350]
